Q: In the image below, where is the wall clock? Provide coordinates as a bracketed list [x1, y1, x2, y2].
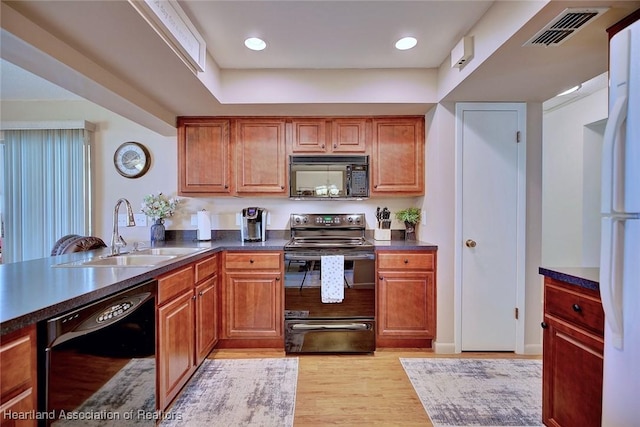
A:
[113, 141, 151, 178]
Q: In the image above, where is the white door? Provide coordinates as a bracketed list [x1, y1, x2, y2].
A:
[456, 103, 526, 352]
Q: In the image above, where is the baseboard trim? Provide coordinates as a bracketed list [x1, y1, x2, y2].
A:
[523, 343, 542, 355]
[434, 342, 456, 354]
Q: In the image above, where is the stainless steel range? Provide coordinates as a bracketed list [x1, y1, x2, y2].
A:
[284, 213, 375, 353]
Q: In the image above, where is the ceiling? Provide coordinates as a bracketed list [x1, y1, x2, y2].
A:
[1, 1, 639, 135]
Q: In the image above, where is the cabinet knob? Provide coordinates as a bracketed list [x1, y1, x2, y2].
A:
[199, 291, 204, 297]
[192, 295, 197, 301]
[404, 259, 409, 264]
[333, 144, 337, 149]
[249, 259, 254, 263]
[281, 185, 285, 189]
[378, 276, 384, 281]
[321, 144, 325, 149]
[275, 277, 280, 281]
[540, 321, 548, 329]
[374, 184, 378, 188]
[224, 184, 229, 189]
[572, 304, 582, 313]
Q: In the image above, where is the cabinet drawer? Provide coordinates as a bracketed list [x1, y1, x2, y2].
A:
[195, 254, 218, 282]
[158, 266, 194, 304]
[0, 327, 35, 399]
[224, 252, 281, 270]
[377, 252, 434, 270]
[545, 284, 604, 336]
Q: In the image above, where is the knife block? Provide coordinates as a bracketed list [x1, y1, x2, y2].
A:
[374, 228, 391, 241]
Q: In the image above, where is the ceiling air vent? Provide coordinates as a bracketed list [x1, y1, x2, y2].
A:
[524, 7, 609, 47]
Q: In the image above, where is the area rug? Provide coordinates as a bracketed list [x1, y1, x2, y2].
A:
[54, 357, 298, 427]
[400, 358, 542, 427]
[161, 358, 298, 427]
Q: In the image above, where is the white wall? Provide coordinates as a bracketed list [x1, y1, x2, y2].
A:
[542, 87, 608, 267]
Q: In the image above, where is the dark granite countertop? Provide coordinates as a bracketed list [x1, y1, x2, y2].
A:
[538, 266, 600, 292]
[1, 236, 437, 335]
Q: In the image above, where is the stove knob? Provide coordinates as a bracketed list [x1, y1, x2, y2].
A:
[347, 217, 354, 223]
[302, 216, 309, 223]
[294, 217, 301, 224]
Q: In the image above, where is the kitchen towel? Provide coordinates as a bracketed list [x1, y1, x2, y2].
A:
[321, 255, 344, 303]
[196, 210, 211, 241]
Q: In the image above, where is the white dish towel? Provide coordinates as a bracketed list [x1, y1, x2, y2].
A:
[321, 255, 344, 303]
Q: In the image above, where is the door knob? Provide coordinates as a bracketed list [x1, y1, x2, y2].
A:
[465, 239, 477, 248]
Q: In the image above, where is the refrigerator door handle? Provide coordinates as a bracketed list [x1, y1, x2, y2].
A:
[600, 217, 625, 349]
[601, 93, 628, 213]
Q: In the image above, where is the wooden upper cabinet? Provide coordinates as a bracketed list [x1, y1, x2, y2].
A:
[178, 118, 231, 195]
[290, 118, 367, 153]
[290, 118, 328, 153]
[235, 119, 287, 194]
[371, 117, 424, 196]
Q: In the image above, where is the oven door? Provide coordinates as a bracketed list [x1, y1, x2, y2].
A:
[284, 251, 375, 353]
[285, 318, 375, 353]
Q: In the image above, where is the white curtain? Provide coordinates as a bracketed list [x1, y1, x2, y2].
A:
[1, 128, 93, 263]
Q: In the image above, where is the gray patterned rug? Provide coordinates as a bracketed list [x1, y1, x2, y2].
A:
[400, 358, 542, 426]
[161, 358, 298, 427]
[54, 358, 298, 427]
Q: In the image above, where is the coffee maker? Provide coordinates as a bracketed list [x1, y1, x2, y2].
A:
[241, 207, 267, 242]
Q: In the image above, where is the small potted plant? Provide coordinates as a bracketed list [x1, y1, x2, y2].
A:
[141, 192, 180, 244]
[395, 208, 421, 241]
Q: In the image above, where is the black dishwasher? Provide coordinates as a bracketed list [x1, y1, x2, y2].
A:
[41, 280, 156, 425]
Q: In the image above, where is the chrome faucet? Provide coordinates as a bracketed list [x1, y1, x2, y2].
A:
[110, 198, 136, 255]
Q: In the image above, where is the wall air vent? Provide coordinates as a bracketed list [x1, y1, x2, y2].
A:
[524, 7, 609, 47]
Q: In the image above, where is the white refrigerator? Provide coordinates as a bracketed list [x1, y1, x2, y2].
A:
[600, 18, 640, 427]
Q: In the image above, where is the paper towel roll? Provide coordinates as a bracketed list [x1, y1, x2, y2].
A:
[197, 210, 211, 241]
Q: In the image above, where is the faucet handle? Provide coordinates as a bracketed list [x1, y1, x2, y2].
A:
[117, 235, 127, 247]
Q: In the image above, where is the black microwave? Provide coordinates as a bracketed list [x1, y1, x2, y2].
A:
[289, 155, 369, 199]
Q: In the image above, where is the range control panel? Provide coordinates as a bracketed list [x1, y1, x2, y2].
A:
[290, 213, 366, 228]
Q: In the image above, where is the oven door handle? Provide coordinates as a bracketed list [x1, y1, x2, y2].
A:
[290, 323, 372, 331]
[284, 253, 375, 261]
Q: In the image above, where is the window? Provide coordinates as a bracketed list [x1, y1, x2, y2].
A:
[1, 123, 94, 262]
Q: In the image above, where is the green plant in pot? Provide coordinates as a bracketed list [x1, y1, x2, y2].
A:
[395, 208, 421, 241]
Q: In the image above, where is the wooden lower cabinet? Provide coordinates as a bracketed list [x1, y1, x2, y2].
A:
[156, 254, 218, 411]
[157, 289, 195, 412]
[376, 250, 436, 348]
[220, 251, 284, 348]
[542, 277, 604, 427]
[0, 325, 37, 427]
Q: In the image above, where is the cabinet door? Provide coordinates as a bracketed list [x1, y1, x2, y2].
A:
[371, 117, 424, 195]
[223, 272, 283, 338]
[157, 291, 195, 411]
[331, 118, 367, 152]
[290, 118, 328, 153]
[377, 270, 435, 338]
[235, 119, 286, 194]
[542, 319, 603, 427]
[195, 276, 218, 364]
[178, 119, 231, 194]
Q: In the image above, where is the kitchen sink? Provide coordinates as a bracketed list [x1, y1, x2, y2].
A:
[55, 254, 177, 268]
[130, 247, 208, 256]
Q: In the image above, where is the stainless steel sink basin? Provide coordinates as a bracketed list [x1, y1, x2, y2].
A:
[130, 247, 207, 256]
[55, 254, 176, 268]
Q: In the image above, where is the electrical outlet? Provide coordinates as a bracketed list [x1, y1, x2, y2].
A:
[118, 214, 147, 227]
[134, 214, 147, 227]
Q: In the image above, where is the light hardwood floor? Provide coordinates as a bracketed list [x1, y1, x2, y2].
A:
[208, 348, 541, 426]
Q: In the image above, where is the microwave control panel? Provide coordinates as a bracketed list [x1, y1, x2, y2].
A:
[348, 165, 369, 197]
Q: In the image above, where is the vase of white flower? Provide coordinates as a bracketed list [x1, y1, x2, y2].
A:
[141, 192, 180, 244]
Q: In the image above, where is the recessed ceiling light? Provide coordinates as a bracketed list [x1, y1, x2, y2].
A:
[395, 37, 417, 50]
[244, 37, 266, 51]
[557, 84, 581, 96]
